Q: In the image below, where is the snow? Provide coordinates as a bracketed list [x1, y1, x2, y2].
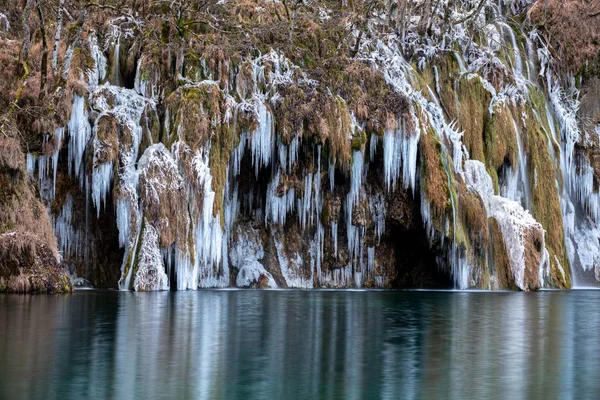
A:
[464, 160, 547, 290]
[0, 13, 9, 32]
[230, 226, 276, 288]
[167, 145, 230, 289]
[88, 33, 107, 86]
[133, 223, 169, 291]
[275, 235, 312, 288]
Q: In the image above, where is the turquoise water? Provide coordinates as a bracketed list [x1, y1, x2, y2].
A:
[1, 290, 599, 399]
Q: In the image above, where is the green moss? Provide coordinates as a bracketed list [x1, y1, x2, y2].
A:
[350, 128, 367, 151]
[489, 217, 518, 290]
[457, 75, 490, 163]
[522, 109, 570, 288]
[483, 105, 519, 179]
[420, 131, 450, 234]
[208, 122, 238, 219]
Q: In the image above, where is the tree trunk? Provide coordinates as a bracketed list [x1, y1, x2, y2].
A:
[36, 0, 48, 97]
[52, 0, 65, 77]
[20, 0, 35, 64]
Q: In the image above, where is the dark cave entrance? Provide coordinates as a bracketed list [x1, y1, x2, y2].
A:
[389, 219, 453, 289]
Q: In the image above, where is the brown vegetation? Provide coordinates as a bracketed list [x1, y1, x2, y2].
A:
[530, 0, 600, 73]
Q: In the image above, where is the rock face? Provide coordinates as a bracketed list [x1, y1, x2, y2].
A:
[1, 0, 599, 291]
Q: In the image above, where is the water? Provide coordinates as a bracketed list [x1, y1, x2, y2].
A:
[1, 290, 599, 399]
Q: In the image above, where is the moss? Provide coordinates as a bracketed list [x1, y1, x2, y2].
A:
[489, 217, 517, 290]
[208, 122, 239, 218]
[483, 105, 519, 181]
[94, 115, 119, 164]
[166, 84, 224, 150]
[420, 131, 450, 233]
[522, 109, 570, 287]
[350, 128, 367, 151]
[458, 184, 489, 255]
[457, 75, 490, 163]
[430, 52, 462, 120]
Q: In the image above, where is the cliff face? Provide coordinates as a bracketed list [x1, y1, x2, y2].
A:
[1, 0, 599, 291]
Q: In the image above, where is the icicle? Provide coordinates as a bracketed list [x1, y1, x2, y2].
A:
[346, 151, 365, 281]
[52, 194, 82, 259]
[67, 95, 91, 186]
[369, 193, 386, 242]
[248, 96, 274, 176]
[329, 157, 335, 192]
[331, 221, 338, 259]
[26, 153, 36, 177]
[88, 33, 107, 86]
[265, 171, 295, 226]
[51, 128, 64, 198]
[113, 34, 122, 86]
[91, 162, 114, 217]
[191, 149, 228, 289]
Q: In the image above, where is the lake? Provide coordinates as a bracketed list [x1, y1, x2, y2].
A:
[1, 290, 599, 399]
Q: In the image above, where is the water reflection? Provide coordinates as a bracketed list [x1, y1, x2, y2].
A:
[1, 290, 600, 399]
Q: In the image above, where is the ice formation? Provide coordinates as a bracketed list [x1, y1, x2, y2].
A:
[35, 0, 600, 291]
[133, 223, 169, 291]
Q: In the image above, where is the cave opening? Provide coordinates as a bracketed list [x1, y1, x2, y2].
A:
[389, 199, 453, 290]
[390, 226, 453, 289]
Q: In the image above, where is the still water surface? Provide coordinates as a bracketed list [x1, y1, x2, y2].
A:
[1, 290, 599, 399]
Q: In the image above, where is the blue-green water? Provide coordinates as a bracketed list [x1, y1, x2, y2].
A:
[1, 290, 599, 399]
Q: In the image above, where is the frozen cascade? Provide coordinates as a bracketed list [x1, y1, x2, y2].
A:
[67, 95, 91, 186]
[134, 56, 157, 98]
[51, 128, 64, 199]
[53, 194, 83, 260]
[382, 122, 420, 191]
[37, 8, 600, 291]
[275, 235, 312, 288]
[231, 226, 276, 288]
[247, 96, 274, 176]
[192, 149, 228, 288]
[116, 196, 136, 249]
[500, 114, 532, 210]
[277, 136, 299, 174]
[501, 22, 524, 76]
[88, 34, 107, 86]
[133, 223, 169, 291]
[26, 154, 36, 177]
[346, 151, 365, 279]
[331, 221, 338, 259]
[329, 157, 335, 192]
[465, 160, 549, 289]
[113, 34, 121, 86]
[544, 61, 600, 284]
[265, 171, 295, 226]
[299, 173, 314, 230]
[91, 162, 114, 216]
